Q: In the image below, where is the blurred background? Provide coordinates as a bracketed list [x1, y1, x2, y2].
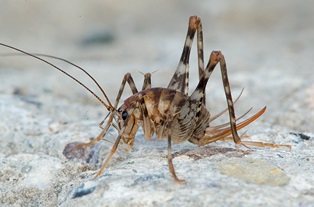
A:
[0, 0, 313, 132]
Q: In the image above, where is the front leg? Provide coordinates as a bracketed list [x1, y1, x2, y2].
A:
[76, 73, 140, 148]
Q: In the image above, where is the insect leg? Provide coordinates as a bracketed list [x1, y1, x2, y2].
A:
[138, 95, 154, 139]
[218, 54, 242, 145]
[81, 73, 140, 147]
[189, 52, 242, 146]
[190, 52, 242, 146]
[94, 108, 135, 178]
[112, 72, 139, 107]
[94, 132, 122, 178]
[196, 17, 205, 81]
[195, 16, 206, 105]
[167, 114, 185, 182]
[170, 52, 221, 144]
[168, 16, 202, 95]
[205, 54, 285, 148]
[141, 72, 152, 90]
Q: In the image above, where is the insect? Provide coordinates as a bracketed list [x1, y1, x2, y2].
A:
[0, 16, 290, 182]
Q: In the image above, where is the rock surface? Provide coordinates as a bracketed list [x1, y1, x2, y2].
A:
[0, 1, 313, 207]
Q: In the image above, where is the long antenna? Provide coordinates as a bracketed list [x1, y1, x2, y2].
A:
[0, 43, 113, 111]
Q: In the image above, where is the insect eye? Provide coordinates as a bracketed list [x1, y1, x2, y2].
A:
[121, 110, 128, 120]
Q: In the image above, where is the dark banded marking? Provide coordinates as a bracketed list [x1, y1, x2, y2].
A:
[180, 43, 193, 64]
[168, 15, 203, 97]
[219, 58, 240, 143]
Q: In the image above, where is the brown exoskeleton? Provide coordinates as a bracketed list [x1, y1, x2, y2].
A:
[0, 16, 290, 182]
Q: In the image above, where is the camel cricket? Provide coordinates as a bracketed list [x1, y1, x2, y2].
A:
[0, 16, 290, 182]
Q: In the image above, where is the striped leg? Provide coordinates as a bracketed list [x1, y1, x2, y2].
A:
[197, 52, 242, 145]
[94, 108, 135, 178]
[81, 72, 152, 147]
[198, 52, 243, 145]
[112, 71, 152, 109]
[183, 51, 242, 147]
[168, 16, 205, 101]
[218, 54, 242, 145]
